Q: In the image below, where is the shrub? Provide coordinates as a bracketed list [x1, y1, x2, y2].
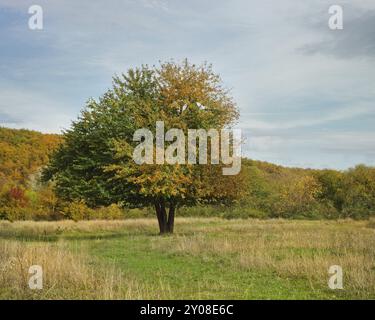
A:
[62, 201, 93, 221]
[94, 204, 125, 220]
[0, 206, 33, 221]
[125, 208, 154, 218]
[221, 208, 268, 219]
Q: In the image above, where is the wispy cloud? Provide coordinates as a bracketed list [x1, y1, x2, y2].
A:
[0, 87, 72, 132]
[0, 0, 374, 169]
[240, 102, 375, 130]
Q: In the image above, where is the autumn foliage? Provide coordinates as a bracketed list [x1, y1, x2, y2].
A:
[42, 60, 244, 233]
[1, 125, 375, 221]
[1, 62, 375, 224]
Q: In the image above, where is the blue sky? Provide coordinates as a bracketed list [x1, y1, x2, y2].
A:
[0, 0, 374, 169]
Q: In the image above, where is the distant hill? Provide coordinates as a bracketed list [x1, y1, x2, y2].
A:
[0, 126, 301, 186]
[0, 126, 374, 220]
[0, 126, 321, 187]
[0, 127, 62, 186]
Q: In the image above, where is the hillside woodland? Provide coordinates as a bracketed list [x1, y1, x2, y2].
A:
[0, 127, 374, 220]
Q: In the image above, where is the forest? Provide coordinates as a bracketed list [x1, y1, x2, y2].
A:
[1, 126, 374, 221]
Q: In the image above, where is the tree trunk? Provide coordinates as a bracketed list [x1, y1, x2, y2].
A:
[167, 204, 175, 233]
[154, 201, 167, 234]
[154, 200, 176, 234]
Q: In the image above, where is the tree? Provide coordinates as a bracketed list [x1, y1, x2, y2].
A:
[272, 174, 322, 218]
[315, 169, 345, 212]
[43, 60, 244, 233]
[341, 165, 375, 218]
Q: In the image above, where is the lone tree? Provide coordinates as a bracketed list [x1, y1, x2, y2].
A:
[43, 60, 244, 233]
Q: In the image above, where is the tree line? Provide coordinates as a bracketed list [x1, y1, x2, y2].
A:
[1, 61, 374, 230]
[1, 127, 374, 222]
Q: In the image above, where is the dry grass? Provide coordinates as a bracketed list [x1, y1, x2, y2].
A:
[0, 240, 145, 299]
[0, 218, 199, 300]
[0, 219, 158, 239]
[0, 218, 374, 299]
[160, 219, 375, 298]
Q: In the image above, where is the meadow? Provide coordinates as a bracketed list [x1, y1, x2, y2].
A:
[0, 217, 374, 300]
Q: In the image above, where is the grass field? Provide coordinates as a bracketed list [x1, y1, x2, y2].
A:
[0, 218, 374, 299]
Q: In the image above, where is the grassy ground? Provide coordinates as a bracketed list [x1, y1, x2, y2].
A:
[0, 218, 374, 299]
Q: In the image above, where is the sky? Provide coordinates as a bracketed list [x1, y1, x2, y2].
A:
[0, 0, 374, 170]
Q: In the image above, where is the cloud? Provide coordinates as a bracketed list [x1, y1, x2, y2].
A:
[0, 87, 72, 133]
[244, 130, 375, 169]
[299, 9, 375, 59]
[0, 0, 374, 169]
[240, 102, 375, 130]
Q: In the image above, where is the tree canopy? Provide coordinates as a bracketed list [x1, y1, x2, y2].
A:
[43, 60, 245, 233]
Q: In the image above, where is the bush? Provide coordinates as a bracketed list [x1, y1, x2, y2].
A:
[221, 208, 268, 219]
[62, 201, 93, 221]
[125, 208, 154, 218]
[178, 206, 222, 217]
[0, 206, 33, 221]
[177, 206, 268, 220]
[94, 204, 125, 220]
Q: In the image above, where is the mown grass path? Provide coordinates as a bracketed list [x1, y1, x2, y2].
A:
[85, 236, 328, 299]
